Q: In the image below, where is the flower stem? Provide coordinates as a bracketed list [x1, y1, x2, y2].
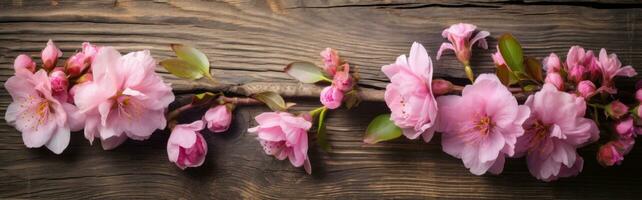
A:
[464, 64, 475, 83]
[309, 106, 326, 118]
[218, 96, 262, 105]
[166, 103, 194, 130]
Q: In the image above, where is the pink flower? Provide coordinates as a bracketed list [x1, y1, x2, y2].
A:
[320, 86, 343, 109]
[636, 89, 642, 102]
[437, 74, 530, 175]
[248, 112, 312, 174]
[605, 100, 629, 120]
[4, 70, 84, 154]
[491, 46, 506, 67]
[382, 42, 438, 142]
[565, 46, 597, 83]
[598, 48, 637, 94]
[543, 53, 561, 73]
[615, 118, 634, 139]
[515, 84, 599, 181]
[544, 72, 564, 91]
[41, 39, 63, 70]
[597, 138, 634, 167]
[49, 70, 69, 102]
[14, 54, 36, 73]
[203, 105, 232, 133]
[167, 120, 208, 169]
[65, 52, 89, 77]
[73, 47, 175, 150]
[320, 48, 340, 76]
[576, 80, 596, 99]
[332, 64, 354, 92]
[437, 23, 490, 65]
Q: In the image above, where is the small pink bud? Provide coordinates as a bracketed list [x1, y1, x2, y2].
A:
[320, 86, 343, 109]
[544, 72, 564, 91]
[320, 48, 340, 76]
[636, 89, 642, 102]
[568, 64, 586, 83]
[432, 79, 453, 96]
[576, 80, 596, 99]
[615, 118, 634, 139]
[542, 53, 561, 72]
[606, 100, 629, 120]
[81, 42, 100, 62]
[332, 64, 354, 92]
[65, 52, 89, 77]
[41, 39, 63, 70]
[13, 54, 36, 73]
[49, 70, 69, 102]
[597, 142, 624, 167]
[203, 105, 233, 133]
[167, 120, 207, 170]
[491, 46, 506, 67]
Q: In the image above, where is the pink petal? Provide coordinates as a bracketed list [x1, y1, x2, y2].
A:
[615, 66, 637, 77]
[45, 125, 70, 154]
[101, 134, 128, 150]
[470, 31, 490, 49]
[436, 42, 455, 60]
[408, 42, 431, 77]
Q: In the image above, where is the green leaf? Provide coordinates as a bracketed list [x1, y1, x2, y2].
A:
[523, 84, 539, 93]
[252, 91, 287, 112]
[170, 44, 212, 79]
[498, 34, 525, 73]
[495, 65, 518, 86]
[316, 107, 331, 151]
[284, 62, 331, 83]
[524, 57, 544, 82]
[363, 114, 402, 144]
[160, 58, 204, 80]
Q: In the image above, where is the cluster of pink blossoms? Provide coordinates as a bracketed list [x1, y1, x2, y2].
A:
[377, 23, 638, 182]
[319, 48, 356, 109]
[4, 41, 235, 170]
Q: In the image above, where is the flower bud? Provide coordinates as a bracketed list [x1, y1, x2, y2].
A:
[13, 54, 36, 73]
[49, 70, 69, 102]
[568, 65, 586, 83]
[81, 42, 100, 62]
[636, 89, 642, 102]
[320, 86, 343, 109]
[65, 52, 89, 77]
[41, 39, 62, 70]
[597, 142, 624, 167]
[576, 80, 596, 99]
[615, 118, 634, 139]
[606, 100, 629, 120]
[332, 64, 354, 92]
[320, 48, 340, 76]
[542, 53, 561, 73]
[544, 72, 564, 91]
[432, 79, 453, 96]
[167, 120, 207, 170]
[491, 46, 506, 67]
[203, 105, 233, 133]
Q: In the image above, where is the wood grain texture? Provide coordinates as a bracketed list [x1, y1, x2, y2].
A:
[1, 0, 642, 199]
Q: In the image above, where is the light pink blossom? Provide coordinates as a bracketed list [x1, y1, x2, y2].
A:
[543, 53, 561, 73]
[576, 80, 596, 99]
[515, 84, 599, 181]
[41, 39, 62, 70]
[167, 120, 208, 169]
[332, 64, 354, 92]
[320, 48, 340, 76]
[4, 70, 84, 154]
[73, 47, 175, 150]
[598, 48, 637, 94]
[437, 23, 490, 65]
[565, 46, 598, 83]
[545, 72, 564, 91]
[203, 105, 232, 133]
[65, 52, 89, 77]
[491, 46, 506, 67]
[320, 86, 343, 109]
[437, 74, 530, 175]
[382, 42, 438, 142]
[248, 112, 312, 174]
[14, 54, 36, 73]
[82, 42, 100, 62]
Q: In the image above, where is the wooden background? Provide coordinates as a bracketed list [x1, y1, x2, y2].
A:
[1, 0, 642, 199]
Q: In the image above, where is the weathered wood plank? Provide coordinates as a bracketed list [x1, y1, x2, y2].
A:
[0, 0, 642, 199]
